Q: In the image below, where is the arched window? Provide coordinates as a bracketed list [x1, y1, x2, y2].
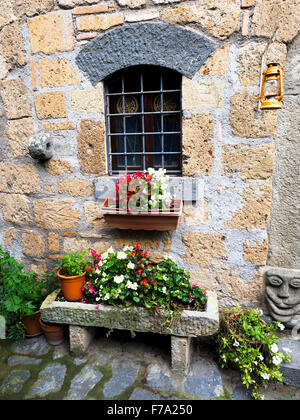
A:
[104, 66, 182, 174]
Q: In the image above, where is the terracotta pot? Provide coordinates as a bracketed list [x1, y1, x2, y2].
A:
[39, 318, 64, 346]
[57, 269, 86, 302]
[101, 198, 183, 231]
[23, 310, 43, 338]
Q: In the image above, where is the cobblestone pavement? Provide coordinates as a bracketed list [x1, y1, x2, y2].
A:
[0, 329, 299, 401]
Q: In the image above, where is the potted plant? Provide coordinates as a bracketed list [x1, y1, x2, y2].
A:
[39, 318, 64, 346]
[0, 247, 58, 339]
[213, 305, 291, 400]
[57, 250, 89, 302]
[101, 168, 183, 231]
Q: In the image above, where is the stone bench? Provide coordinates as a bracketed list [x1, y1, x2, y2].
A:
[40, 290, 219, 373]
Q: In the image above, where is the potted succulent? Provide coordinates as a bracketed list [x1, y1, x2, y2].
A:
[101, 168, 183, 231]
[214, 305, 291, 400]
[0, 247, 58, 339]
[57, 250, 89, 301]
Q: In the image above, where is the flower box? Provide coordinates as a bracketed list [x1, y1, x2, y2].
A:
[101, 198, 183, 231]
[40, 289, 219, 371]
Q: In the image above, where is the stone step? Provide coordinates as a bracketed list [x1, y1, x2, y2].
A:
[278, 338, 300, 389]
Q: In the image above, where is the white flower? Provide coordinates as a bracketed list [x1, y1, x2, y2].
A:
[261, 373, 270, 380]
[259, 354, 264, 361]
[272, 355, 282, 366]
[123, 245, 133, 251]
[104, 293, 110, 301]
[127, 261, 135, 270]
[102, 272, 106, 277]
[163, 275, 168, 281]
[117, 251, 127, 260]
[126, 281, 138, 290]
[270, 343, 278, 353]
[114, 275, 124, 284]
[233, 340, 240, 347]
[96, 297, 100, 302]
[278, 323, 285, 330]
[162, 286, 167, 294]
[107, 247, 115, 254]
[95, 268, 101, 274]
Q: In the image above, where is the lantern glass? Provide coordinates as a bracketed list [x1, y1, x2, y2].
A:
[264, 77, 280, 97]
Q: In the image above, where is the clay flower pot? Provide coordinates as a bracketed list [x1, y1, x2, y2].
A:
[23, 310, 43, 338]
[39, 318, 64, 346]
[57, 269, 86, 302]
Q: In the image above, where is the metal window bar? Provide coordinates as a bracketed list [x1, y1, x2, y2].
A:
[105, 68, 182, 174]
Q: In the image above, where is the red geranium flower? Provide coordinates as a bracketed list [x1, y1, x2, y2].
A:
[141, 279, 148, 286]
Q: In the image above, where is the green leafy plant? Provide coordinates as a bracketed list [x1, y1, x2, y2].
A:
[0, 246, 58, 339]
[82, 243, 207, 316]
[214, 305, 291, 400]
[57, 250, 89, 277]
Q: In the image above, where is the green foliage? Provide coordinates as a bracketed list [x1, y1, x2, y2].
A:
[214, 305, 291, 400]
[82, 244, 207, 316]
[57, 250, 89, 277]
[0, 246, 58, 339]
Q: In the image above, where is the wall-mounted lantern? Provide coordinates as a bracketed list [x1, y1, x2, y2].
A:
[259, 63, 284, 110]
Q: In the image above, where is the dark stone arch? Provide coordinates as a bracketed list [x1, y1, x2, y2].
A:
[75, 23, 215, 84]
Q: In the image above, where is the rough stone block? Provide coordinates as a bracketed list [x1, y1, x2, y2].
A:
[77, 119, 106, 175]
[5, 118, 35, 157]
[33, 198, 80, 229]
[0, 163, 40, 194]
[252, 0, 300, 42]
[0, 22, 26, 71]
[222, 143, 275, 181]
[38, 58, 81, 87]
[12, 0, 54, 18]
[73, 4, 115, 14]
[70, 84, 104, 113]
[278, 339, 300, 388]
[48, 232, 60, 254]
[199, 45, 230, 76]
[34, 92, 67, 119]
[0, 78, 32, 120]
[28, 11, 75, 55]
[0, 0, 15, 28]
[171, 336, 192, 373]
[77, 13, 124, 31]
[45, 159, 73, 176]
[0, 194, 32, 224]
[196, 0, 241, 40]
[22, 233, 45, 258]
[69, 325, 95, 356]
[182, 78, 224, 110]
[57, 178, 94, 197]
[230, 91, 277, 138]
[227, 181, 272, 231]
[183, 232, 227, 268]
[182, 113, 215, 176]
[243, 239, 268, 265]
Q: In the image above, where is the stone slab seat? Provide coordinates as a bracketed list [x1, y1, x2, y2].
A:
[40, 290, 219, 372]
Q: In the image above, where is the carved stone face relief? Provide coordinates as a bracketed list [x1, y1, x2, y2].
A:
[265, 268, 300, 327]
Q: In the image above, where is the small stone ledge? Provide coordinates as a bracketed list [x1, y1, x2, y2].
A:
[75, 23, 215, 84]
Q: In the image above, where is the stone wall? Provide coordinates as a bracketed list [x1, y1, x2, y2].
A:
[0, 0, 299, 308]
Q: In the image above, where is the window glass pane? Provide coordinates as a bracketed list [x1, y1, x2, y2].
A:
[143, 68, 161, 92]
[109, 116, 124, 133]
[124, 68, 141, 92]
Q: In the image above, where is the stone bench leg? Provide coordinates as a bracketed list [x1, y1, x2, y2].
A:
[171, 336, 192, 373]
[69, 325, 95, 356]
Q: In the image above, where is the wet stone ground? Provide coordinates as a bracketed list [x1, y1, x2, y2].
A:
[0, 329, 299, 401]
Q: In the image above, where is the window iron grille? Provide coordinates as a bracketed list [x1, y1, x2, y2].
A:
[104, 66, 182, 174]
